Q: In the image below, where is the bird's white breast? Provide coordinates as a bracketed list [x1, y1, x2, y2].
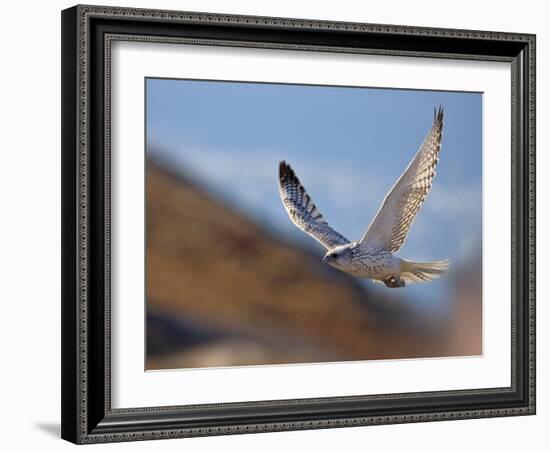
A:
[345, 245, 400, 279]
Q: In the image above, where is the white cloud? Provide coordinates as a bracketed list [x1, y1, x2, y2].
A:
[149, 142, 482, 267]
[149, 143, 390, 239]
[426, 183, 482, 222]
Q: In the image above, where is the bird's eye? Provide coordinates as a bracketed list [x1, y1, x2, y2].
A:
[331, 253, 337, 258]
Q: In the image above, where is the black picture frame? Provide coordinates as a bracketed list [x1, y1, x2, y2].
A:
[61, 4, 536, 444]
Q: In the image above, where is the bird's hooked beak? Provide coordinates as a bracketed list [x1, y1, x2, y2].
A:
[322, 254, 328, 264]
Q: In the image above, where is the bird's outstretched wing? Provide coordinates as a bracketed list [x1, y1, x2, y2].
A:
[279, 161, 350, 250]
[359, 107, 444, 253]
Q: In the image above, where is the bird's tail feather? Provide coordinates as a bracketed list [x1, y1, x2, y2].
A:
[401, 259, 450, 284]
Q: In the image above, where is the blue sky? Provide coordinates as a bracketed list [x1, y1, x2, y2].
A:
[146, 78, 482, 313]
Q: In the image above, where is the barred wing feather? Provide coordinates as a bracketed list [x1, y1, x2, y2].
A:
[278, 161, 350, 250]
[359, 107, 444, 253]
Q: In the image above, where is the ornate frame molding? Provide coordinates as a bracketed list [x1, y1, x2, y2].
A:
[61, 4, 536, 444]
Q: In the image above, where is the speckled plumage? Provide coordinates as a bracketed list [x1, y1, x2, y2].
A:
[278, 107, 449, 288]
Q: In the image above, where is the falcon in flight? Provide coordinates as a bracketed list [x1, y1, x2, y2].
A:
[278, 107, 449, 288]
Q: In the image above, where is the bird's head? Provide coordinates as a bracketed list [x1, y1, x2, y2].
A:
[322, 244, 353, 270]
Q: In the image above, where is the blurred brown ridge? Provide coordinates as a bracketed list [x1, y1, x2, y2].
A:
[146, 160, 482, 370]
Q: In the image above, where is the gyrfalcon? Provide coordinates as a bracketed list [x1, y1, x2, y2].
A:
[278, 107, 449, 288]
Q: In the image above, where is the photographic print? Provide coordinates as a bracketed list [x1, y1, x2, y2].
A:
[145, 78, 483, 371]
[61, 7, 535, 442]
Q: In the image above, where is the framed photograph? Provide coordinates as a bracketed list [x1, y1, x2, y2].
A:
[61, 4, 536, 444]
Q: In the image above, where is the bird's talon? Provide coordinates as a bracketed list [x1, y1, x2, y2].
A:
[383, 276, 405, 288]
